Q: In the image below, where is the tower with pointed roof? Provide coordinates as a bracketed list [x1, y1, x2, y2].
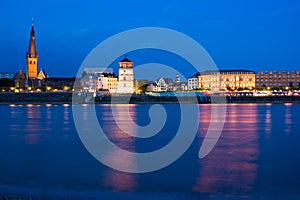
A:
[117, 56, 134, 93]
[26, 22, 38, 79]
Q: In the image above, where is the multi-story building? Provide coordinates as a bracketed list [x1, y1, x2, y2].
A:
[147, 82, 159, 92]
[117, 57, 134, 93]
[97, 73, 118, 93]
[156, 78, 173, 91]
[188, 72, 200, 90]
[256, 70, 300, 88]
[80, 68, 116, 92]
[43, 77, 75, 89]
[80, 73, 98, 92]
[198, 70, 256, 91]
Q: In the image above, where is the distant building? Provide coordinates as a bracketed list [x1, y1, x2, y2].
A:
[37, 69, 47, 80]
[80, 68, 117, 92]
[0, 72, 15, 79]
[156, 77, 173, 91]
[188, 72, 200, 90]
[117, 57, 134, 93]
[97, 73, 118, 93]
[199, 70, 256, 91]
[256, 70, 300, 88]
[43, 77, 75, 89]
[14, 69, 27, 88]
[147, 82, 159, 92]
[175, 73, 180, 83]
[134, 79, 149, 92]
[178, 82, 188, 91]
[83, 68, 113, 74]
[80, 73, 99, 92]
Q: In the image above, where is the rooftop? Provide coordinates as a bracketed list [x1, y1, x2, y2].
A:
[119, 57, 132, 63]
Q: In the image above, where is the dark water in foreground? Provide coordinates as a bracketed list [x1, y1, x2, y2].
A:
[0, 103, 300, 199]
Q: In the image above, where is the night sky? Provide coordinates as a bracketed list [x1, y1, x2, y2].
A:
[1, 0, 300, 79]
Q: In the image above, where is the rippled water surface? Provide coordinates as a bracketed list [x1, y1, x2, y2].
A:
[0, 103, 300, 199]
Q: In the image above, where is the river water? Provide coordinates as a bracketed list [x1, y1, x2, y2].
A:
[0, 103, 300, 199]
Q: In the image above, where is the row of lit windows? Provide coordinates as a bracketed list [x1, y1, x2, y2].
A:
[256, 75, 300, 78]
[120, 64, 132, 68]
[256, 83, 299, 86]
[258, 79, 299, 82]
[258, 71, 300, 75]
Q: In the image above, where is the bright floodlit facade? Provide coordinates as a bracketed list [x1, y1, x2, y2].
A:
[198, 70, 256, 91]
[117, 57, 134, 93]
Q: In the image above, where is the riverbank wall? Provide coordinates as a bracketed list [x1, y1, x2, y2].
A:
[1, 92, 300, 104]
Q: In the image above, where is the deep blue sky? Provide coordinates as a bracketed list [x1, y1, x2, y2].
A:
[1, 0, 300, 78]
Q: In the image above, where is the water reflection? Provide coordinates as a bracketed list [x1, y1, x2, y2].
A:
[2, 103, 300, 198]
[284, 104, 292, 133]
[25, 105, 42, 144]
[265, 105, 272, 135]
[63, 104, 70, 131]
[87, 105, 138, 192]
[194, 105, 258, 195]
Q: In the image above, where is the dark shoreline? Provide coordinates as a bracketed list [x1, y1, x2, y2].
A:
[1, 92, 300, 104]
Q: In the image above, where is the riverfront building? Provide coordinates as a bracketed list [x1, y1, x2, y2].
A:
[80, 68, 117, 93]
[97, 73, 118, 93]
[256, 70, 300, 88]
[198, 70, 256, 91]
[188, 72, 200, 90]
[14, 23, 46, 88]
[117, 57, 134, 93]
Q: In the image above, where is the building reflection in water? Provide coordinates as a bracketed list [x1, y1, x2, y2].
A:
[24, 104, 42, 144]
[9, 104, 23, 132]
[95, 105, 137, 192]
[265, 104, 272, 136]
[63, 104, 70, 132]
[284, 103, 292, 134]
[193, 104, 258, 195]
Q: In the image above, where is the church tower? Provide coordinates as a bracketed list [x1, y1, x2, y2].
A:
[26, 22, 38, 79]
[117, 56, 134, 93]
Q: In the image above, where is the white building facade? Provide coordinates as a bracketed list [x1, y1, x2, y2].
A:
[97, 73, 118, 93]
[117, 57, 134, 93]
[188, 77, 199, 90]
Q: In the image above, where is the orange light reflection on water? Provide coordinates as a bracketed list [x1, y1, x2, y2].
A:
[194, 104, 259, 195]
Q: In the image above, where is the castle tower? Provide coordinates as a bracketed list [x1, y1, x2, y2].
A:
[117, 56, 134, 93]
[176, 73, 180, 83]
[26, 22, 38, 79]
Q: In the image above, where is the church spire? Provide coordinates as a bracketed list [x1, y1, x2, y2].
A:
[26, 20, 38, 59]
[26, 20, 38, 79]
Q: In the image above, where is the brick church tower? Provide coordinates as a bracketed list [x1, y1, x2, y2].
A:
[26, 22, 38, 79]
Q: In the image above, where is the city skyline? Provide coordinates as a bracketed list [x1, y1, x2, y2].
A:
[1, 1, 300, 79]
